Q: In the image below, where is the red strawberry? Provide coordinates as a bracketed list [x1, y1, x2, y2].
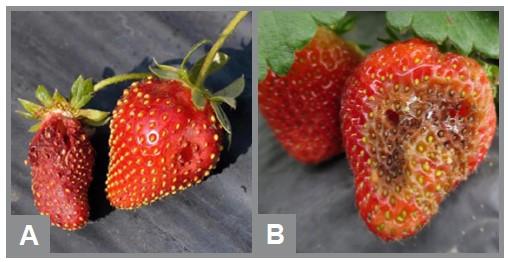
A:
[340, 38, 496, 241]
[106, 12, 248, 209]
[18, 77, 111, 230]
[106, 77, 224, 209]
[259, 27, 363, 164]
[27, 113, 94, 230]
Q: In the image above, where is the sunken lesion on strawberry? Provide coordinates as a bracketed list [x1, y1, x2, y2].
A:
[347, 39, 497, 241]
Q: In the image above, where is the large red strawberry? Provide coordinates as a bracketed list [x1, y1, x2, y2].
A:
[18, 74, 147, 230]
[340, 38, 497, 241]
[106, 12, 248, 209]
[259, 27, 363, 164]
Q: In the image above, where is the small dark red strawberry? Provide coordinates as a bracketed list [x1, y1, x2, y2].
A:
[27, 113, 94, 230]
[259, 27, 363, 164]
[340, 38, 497, 241]
[18, 78, 109, 230]
[106, 11, 248, 209]
[18, 74, 147, 230]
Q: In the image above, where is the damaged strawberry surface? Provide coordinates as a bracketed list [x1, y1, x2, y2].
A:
[18, 74, 147, 230]
[341, 38, 496, 241]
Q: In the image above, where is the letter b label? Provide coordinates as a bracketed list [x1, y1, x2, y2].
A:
[267, 224, 284, 244]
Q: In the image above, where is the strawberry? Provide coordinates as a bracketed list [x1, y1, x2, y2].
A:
[18, 78, 110, 230]
[106, 12, 248, 209]
[340, 38, 497, 241]
[259, 27, 363, 164]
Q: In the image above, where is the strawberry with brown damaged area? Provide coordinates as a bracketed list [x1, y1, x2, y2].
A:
[340, 38, 496, 241]
[106, 11, 248, 209]
[17, 74, 146, 230]
[259, 27, 363, 164]
[27, 112, 94, 230]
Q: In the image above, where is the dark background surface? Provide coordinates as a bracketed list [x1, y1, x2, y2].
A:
[10, 11, 252, 253]
[258, 12, 500, 253]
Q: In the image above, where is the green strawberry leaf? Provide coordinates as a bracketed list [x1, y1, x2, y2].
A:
[35, 85, 53, 107]
[191, 89, 207, 110]
[188, 52, 229, 84]
[386, 11, 499, 59]
[70, 75, 94, 109]
[18, 98, 42, 115]
[78, 109, 110, 126]
[259, 11, 347, 80]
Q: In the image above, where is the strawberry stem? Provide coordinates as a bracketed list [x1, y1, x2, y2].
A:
[93, 73, 150, 93]
[195, 11, 249, 88]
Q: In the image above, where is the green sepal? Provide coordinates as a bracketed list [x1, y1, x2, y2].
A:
[210, 96, 236, 109]
[149, 65, 180, 80]
[16, 110, 37, 120]
[211, 101, 232, 147]
[481, 62, 499, 114]
[35, 85, 53, 107]
[52, 89, 67, 104]
[191, 89, 207, 110]
[188, 52, 230, 84]
[82, 116, 111, 127]
[377, 26, 401, 45]
[213, 75, 244, 99]
[18, 98, 42, 115]
[211, 101, 232, 135]
[78, 108, 110, 126]
[70, 75, 94, 109]
[209, 75, 245, 109]
[331, 15, 355, 35]
[28, 122, 41, 133]
[152, 58, 179, 72]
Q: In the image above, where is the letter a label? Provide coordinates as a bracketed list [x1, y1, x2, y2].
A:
[19, 225, 39, 246]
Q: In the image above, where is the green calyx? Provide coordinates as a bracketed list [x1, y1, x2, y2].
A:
[18, 73, 149, 132]
[149, 11, 249, 144]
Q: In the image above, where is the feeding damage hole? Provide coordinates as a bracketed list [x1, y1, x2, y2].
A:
[385, 109, 399, 126]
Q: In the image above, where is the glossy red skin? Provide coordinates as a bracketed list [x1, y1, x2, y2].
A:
[259, 27, 363, 164]
[341, 38, 496, 241]
[28, 113, 94, 230]
[106, 78, 222, 209]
